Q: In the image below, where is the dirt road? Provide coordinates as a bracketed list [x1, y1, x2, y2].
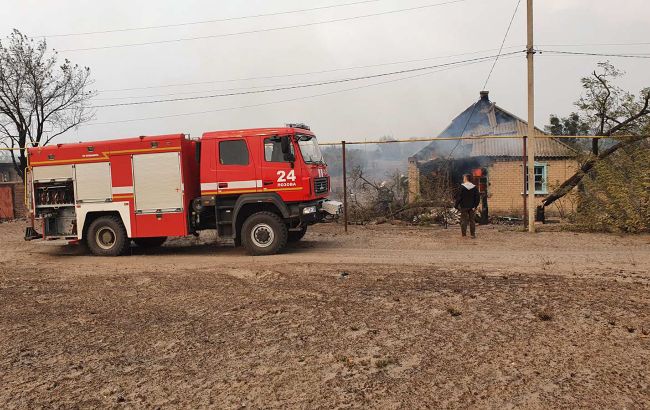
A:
[1, 220, 649, 408]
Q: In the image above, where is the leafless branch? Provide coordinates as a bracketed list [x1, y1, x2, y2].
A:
[0, 30, 96, 179]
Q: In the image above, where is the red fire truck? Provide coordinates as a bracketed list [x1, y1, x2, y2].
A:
[24, 124, 341, 256]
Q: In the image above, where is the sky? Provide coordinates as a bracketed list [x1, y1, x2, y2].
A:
[2, 0, 649, 144]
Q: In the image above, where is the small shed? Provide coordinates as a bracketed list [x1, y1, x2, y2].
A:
[0, 160, 26, 220]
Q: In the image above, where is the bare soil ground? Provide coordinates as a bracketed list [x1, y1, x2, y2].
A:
[1, 220, 649, 409]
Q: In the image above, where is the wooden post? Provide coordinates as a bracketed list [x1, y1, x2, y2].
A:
[522, 135, 528, 221]
[526, 0, 536, 233]
[342, 140, 348, 233]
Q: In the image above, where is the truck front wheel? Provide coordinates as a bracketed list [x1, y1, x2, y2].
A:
[86, 216, 129, 256]
[241, 211, 288, 256]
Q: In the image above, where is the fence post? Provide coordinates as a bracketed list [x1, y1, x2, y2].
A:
[342, 140, 348, 233]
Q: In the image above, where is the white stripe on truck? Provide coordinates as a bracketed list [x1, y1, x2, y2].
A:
[200, 180, 262, 191]
[111, 186, 134, 195]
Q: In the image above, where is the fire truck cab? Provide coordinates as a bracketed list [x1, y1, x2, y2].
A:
[25, 125, 340, 256]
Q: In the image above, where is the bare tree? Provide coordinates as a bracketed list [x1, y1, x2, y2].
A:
[577, 62, 650, 154]
[0, 30, 95, 180]
[543, 62, 650, 208]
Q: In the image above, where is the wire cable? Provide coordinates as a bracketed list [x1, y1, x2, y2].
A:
[97, 45, 522, 94]
[538, 50, 650, 59]
[59, 0, 470, 52]
[91, 52, 523, 108]
[447, 0, 523, 160]
[38, 0, 383, 38]
[81, 54, 522, 126]
[482, 0, 522, 89]
[537, 41, 650, 48]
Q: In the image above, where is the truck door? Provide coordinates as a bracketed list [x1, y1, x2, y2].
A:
[215, 138, 259, 195]
[259, 135, 303, 201]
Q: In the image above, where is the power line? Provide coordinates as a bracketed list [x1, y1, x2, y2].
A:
[60, 0, 471, 52]
[537, 41, 650, 48]
[39, 0, 383, 38]
[448, 0, 523, 160]
[96, 80, 325, 101]
[81, 54, 521, 126]
[539, 50, 650, 59]
[96, 46, 524, 98]
[91, 52, 523, 108]
[483, 0, 522, 89]
[94, 44, 646, 95]
[98, 46, 521, 93]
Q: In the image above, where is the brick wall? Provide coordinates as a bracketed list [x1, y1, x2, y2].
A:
[487, 158, 578, 217]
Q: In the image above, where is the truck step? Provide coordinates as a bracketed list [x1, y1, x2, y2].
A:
[216, 238, 235, 247]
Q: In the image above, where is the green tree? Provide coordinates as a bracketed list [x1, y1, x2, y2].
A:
[545, 112, 590, 144]
[543, 62, 650, 208]
[0, 30, 95, 180]
[576, 138, 650, 232]
[578, 62, 650, 154]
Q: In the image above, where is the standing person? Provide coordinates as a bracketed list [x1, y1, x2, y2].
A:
[454, 174, 480, 238]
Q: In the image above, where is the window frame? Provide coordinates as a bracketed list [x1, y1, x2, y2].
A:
[524, 162, 548, 195]
[263, 137, 294, 163]
[218, 139, 250, 166]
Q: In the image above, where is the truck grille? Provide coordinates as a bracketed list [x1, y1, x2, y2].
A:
[314, 177, 328, 194]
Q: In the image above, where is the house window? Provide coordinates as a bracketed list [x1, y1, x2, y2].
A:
[525, 163, 548, 194]
[264, 138, 294, 162]
[219, 140, 249, 165]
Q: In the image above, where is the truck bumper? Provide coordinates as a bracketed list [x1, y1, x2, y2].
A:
[290, 199, 342, 225]
[320, 200, 343, 216]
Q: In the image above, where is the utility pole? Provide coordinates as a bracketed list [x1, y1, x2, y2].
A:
[526, 0, 536, 233]
[342, 140, 348, 233]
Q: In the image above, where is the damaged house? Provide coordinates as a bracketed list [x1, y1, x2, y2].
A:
[408, 91, 578, 218]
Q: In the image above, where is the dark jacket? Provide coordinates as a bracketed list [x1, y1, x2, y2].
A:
[455, 182, 480, 210]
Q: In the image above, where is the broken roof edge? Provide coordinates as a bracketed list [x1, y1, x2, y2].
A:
[415, 91, 580, 160]
[412, 153, 577, 166]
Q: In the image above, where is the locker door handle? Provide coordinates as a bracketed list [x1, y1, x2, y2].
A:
[263, 181, 273, 186]
[218, 182, 228, 188]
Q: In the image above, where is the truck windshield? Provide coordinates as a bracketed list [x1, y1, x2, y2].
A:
[296, 134, 324, 164]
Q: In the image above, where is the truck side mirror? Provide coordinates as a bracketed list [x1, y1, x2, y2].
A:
[280, 136, 295, 166]
[280, 135, 291, 154]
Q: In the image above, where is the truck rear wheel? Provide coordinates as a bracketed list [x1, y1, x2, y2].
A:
[288, 225, 308, 242]
[86, 216, 129, 256]
[133, 237, 167, 248]
[241, 211, 287, 256]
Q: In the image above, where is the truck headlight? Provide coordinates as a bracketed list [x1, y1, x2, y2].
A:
[302, 206, 317, 215]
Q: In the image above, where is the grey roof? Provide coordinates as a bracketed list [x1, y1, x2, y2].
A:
[414, 92, 576, 160]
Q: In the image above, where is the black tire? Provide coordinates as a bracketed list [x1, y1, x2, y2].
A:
[241, 211, 288, 256]
[287, 225, 308, 242]
[133, 237, 167, 248]
[86, 215, 129, 256]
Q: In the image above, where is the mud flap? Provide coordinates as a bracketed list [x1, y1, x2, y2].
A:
[24, 227, 42, 241]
